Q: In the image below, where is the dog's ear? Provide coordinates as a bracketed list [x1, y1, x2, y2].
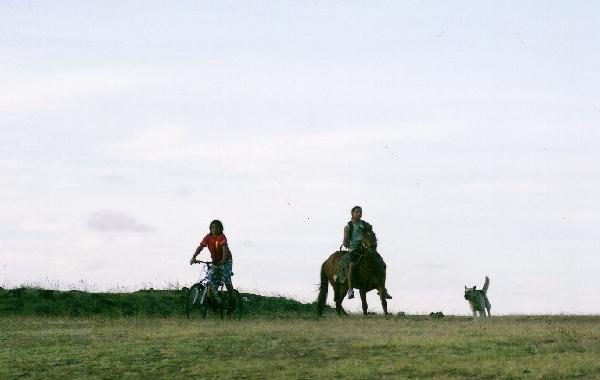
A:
[473, 286, 477, 290]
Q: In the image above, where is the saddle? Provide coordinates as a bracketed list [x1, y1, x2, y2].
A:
[334, 248, 363, 284]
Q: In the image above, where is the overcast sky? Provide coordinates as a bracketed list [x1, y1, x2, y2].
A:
[1, 1, 599, 315]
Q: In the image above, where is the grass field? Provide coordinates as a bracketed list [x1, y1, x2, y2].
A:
[2, 288, 600, 379]
[3, 314, 600, 379]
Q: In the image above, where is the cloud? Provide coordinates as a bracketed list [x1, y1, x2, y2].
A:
[87, 210, 155, 233]
[98, 174, 129, 184]
[176, 185, 194, 197]
[238, 240, 256, 248]
[103, 124, 449, 165]
[0, 65, 168, 113]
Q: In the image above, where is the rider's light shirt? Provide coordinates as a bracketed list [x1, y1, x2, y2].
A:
[349, 221, 367, 251]
[200, 233, 233, 262]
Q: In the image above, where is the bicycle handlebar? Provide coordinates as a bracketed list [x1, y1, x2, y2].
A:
[192, 260, 225, 267]
[192, 260, 212, 264]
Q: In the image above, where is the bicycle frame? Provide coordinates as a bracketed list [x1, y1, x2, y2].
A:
[192, 261, 225, 305]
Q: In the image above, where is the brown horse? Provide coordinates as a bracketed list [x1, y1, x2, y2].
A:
[316, 230, 389, 316]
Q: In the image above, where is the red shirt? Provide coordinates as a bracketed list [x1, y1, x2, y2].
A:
[200, 233, 233, 262]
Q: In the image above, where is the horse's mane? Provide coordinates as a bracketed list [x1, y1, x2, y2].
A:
[364, 229, 378, 250]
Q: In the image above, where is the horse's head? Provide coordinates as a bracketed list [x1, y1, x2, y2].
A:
[361, 229, 378, 252]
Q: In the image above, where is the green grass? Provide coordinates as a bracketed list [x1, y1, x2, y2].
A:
[2, 288, 600, 378]
[2, 315, 600, 379]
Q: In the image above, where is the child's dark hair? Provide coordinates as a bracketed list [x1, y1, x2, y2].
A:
[209, 220, 224, 232]
[351, 205, 362, 214]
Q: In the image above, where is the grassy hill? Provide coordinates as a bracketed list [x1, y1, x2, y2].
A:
[0, 287, 322, 318]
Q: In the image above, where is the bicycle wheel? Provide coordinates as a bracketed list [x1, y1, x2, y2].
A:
[186, 283, 208, 319]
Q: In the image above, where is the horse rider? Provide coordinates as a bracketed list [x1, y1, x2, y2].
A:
[343, 206, 392, 300]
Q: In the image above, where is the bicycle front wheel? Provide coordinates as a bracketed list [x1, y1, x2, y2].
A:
[186, 283, 208, 319]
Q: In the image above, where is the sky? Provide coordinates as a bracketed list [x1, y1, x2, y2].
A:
[1, 1, 599, 315]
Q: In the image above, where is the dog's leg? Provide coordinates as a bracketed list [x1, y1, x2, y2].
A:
[469, 302, 478, 318]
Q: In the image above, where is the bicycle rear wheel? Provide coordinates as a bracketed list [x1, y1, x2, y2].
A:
[186, 283, 208, 319]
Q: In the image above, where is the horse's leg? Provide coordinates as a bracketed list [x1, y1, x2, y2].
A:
[335, 283, 348, 316]
[340, 282, 349, 315]
[334, 283, 342, 316]
[359, 289, 368, 316]
[378, 286, 389, 316]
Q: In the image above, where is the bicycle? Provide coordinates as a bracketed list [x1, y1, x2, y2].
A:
[185, 260, 243, 319]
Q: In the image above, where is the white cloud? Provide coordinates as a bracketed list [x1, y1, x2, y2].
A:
[102, 124, 450, 164]
[0, 65, 169, 113]
[87, 210, 155, 233]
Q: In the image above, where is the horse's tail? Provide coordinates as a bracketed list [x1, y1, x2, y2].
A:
[316, 263, 329, 316]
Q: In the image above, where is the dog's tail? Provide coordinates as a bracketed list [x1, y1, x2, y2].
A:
[483, 276, 490, 293]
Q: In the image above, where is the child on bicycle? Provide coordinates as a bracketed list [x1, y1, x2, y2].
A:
[190, 220, 235, 306]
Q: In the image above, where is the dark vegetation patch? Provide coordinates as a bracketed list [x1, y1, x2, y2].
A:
[0, 287, 326, 318]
